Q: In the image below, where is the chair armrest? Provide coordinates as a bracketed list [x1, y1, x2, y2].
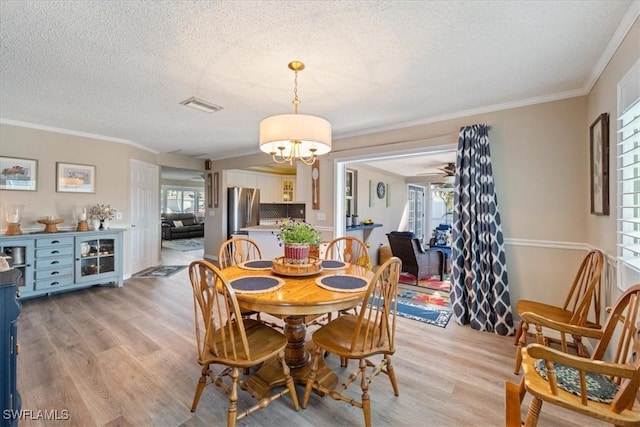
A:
[161, 222, 173, 228]
[526, 343, 635, 379]
[520, 312, 604, 340]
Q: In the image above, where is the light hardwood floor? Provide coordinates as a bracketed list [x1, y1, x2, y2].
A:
[14, 247, 606, 426]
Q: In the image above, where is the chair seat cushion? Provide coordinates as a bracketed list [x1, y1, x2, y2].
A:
[534, 359, 619, 403]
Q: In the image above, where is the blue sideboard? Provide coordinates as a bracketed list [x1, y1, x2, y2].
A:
[1, 269, 21, 427]
[0, 229, 124, 299]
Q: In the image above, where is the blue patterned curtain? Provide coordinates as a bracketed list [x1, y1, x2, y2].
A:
[450, 124, 514, 335]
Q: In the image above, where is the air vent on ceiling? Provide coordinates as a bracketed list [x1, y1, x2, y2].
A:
[180, 96, 223, 114]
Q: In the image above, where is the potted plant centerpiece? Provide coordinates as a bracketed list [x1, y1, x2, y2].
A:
[278, 218, 321, 264]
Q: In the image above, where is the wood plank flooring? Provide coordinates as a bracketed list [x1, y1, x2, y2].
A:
[14, 247, 605, 426]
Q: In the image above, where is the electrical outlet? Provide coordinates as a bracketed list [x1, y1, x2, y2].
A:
[115, 212, 122, 220]
[209, 210, 215, 217]
[317, 212, 326, 221]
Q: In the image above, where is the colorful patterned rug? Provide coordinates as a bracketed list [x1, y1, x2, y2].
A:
[398, 272, 451, 292]
[395, 284, 452, 328]
[398, 284, 451, 308]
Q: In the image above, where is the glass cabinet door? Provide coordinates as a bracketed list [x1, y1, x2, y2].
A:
[76, 235, 116, 282]
[0, 238, 35, 295]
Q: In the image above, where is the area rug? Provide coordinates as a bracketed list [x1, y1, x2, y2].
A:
[398, 272, 451, 292]
[161, 238, 204, 251]
[394, 285, 452, 328]
[398, 284, 451, 308]
[393, 299, 452, 328]
[133, 265, 187, 278]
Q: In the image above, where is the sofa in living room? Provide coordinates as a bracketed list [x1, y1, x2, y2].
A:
[161, 213, 204, 240]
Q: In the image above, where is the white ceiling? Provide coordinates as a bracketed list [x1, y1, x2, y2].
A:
[1, 1, 638, 178]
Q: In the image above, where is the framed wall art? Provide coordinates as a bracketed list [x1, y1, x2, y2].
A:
[0, 156, 38, 191]
[213, 172, 219, 208]
[206, 173, 213, 208]
[590, 113, 609, 215]
[56, 162, 96, 193]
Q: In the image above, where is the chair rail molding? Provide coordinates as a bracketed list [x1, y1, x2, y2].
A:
[503, 237, 587, 251]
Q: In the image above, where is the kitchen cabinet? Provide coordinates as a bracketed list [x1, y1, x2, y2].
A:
[0, 239, 34, 297]
[282, 177, 295, 201]
[0, 269, 21, 427]
[0, 229, 124, 299]
[228, 170, 296, 202]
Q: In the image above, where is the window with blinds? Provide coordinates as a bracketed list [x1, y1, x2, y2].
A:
[617, 60, 640, 277]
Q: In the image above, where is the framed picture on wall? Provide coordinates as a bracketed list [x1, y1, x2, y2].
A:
[590, 113, 609, 215]
[56, 162, 96, 193]
[0, 156, 37, 191]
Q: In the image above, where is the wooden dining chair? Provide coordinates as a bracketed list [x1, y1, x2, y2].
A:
[218, 237, 266, 323]
[324, 236, 371, 269]
[513, 249, 604, 374]
[318, 236, 372, 326]
[218, 236, 264, 269]
[301, 256, 402, 427]
[188, 260, 300, 426]
[505, 284, 640, 426]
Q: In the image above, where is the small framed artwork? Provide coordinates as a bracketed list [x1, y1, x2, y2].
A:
[56, 162, 96, 193]
[590, 113, 609, 215]
[213, 172, 219, 208]
[206, 173, 213, 208]
[0, 156, 38, 191]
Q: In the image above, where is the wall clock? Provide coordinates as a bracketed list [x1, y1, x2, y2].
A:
[376, 181, 386, 199]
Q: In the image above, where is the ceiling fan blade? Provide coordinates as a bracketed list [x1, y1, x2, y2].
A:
[416, 172, 446, 176]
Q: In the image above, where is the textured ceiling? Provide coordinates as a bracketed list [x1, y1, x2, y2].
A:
[1, 1, 638, 176]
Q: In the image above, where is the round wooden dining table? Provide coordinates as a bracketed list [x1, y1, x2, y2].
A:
[221, 261, 374, 398]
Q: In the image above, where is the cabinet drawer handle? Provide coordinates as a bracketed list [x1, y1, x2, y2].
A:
[50, 271, 59, 275]
[51, 260, 59, 264]
[51, 250, 60, 254]
[52, 240, 60, 244]
[50, 282, 59, 286]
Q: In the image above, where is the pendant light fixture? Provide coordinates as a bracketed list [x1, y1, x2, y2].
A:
[259, 61, 332, 166]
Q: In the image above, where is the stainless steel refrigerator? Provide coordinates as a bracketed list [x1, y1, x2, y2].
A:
[227, 187, 260, 238]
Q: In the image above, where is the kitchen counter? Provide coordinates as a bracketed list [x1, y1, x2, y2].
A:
[240, 225, 280, 231]
[240, 226, 281, 259]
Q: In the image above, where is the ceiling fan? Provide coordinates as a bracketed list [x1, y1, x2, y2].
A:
[418, 162, 456, 179]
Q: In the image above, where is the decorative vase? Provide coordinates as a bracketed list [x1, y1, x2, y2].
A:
[92, 219, 100, 230]
[284, 243, 310, 264]
[99, 220, 105, 230]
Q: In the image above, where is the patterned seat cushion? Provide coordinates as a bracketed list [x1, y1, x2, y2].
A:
[534, 359, 619, 403]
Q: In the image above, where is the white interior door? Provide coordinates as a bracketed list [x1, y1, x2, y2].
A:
[130, 159, 159, 273]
